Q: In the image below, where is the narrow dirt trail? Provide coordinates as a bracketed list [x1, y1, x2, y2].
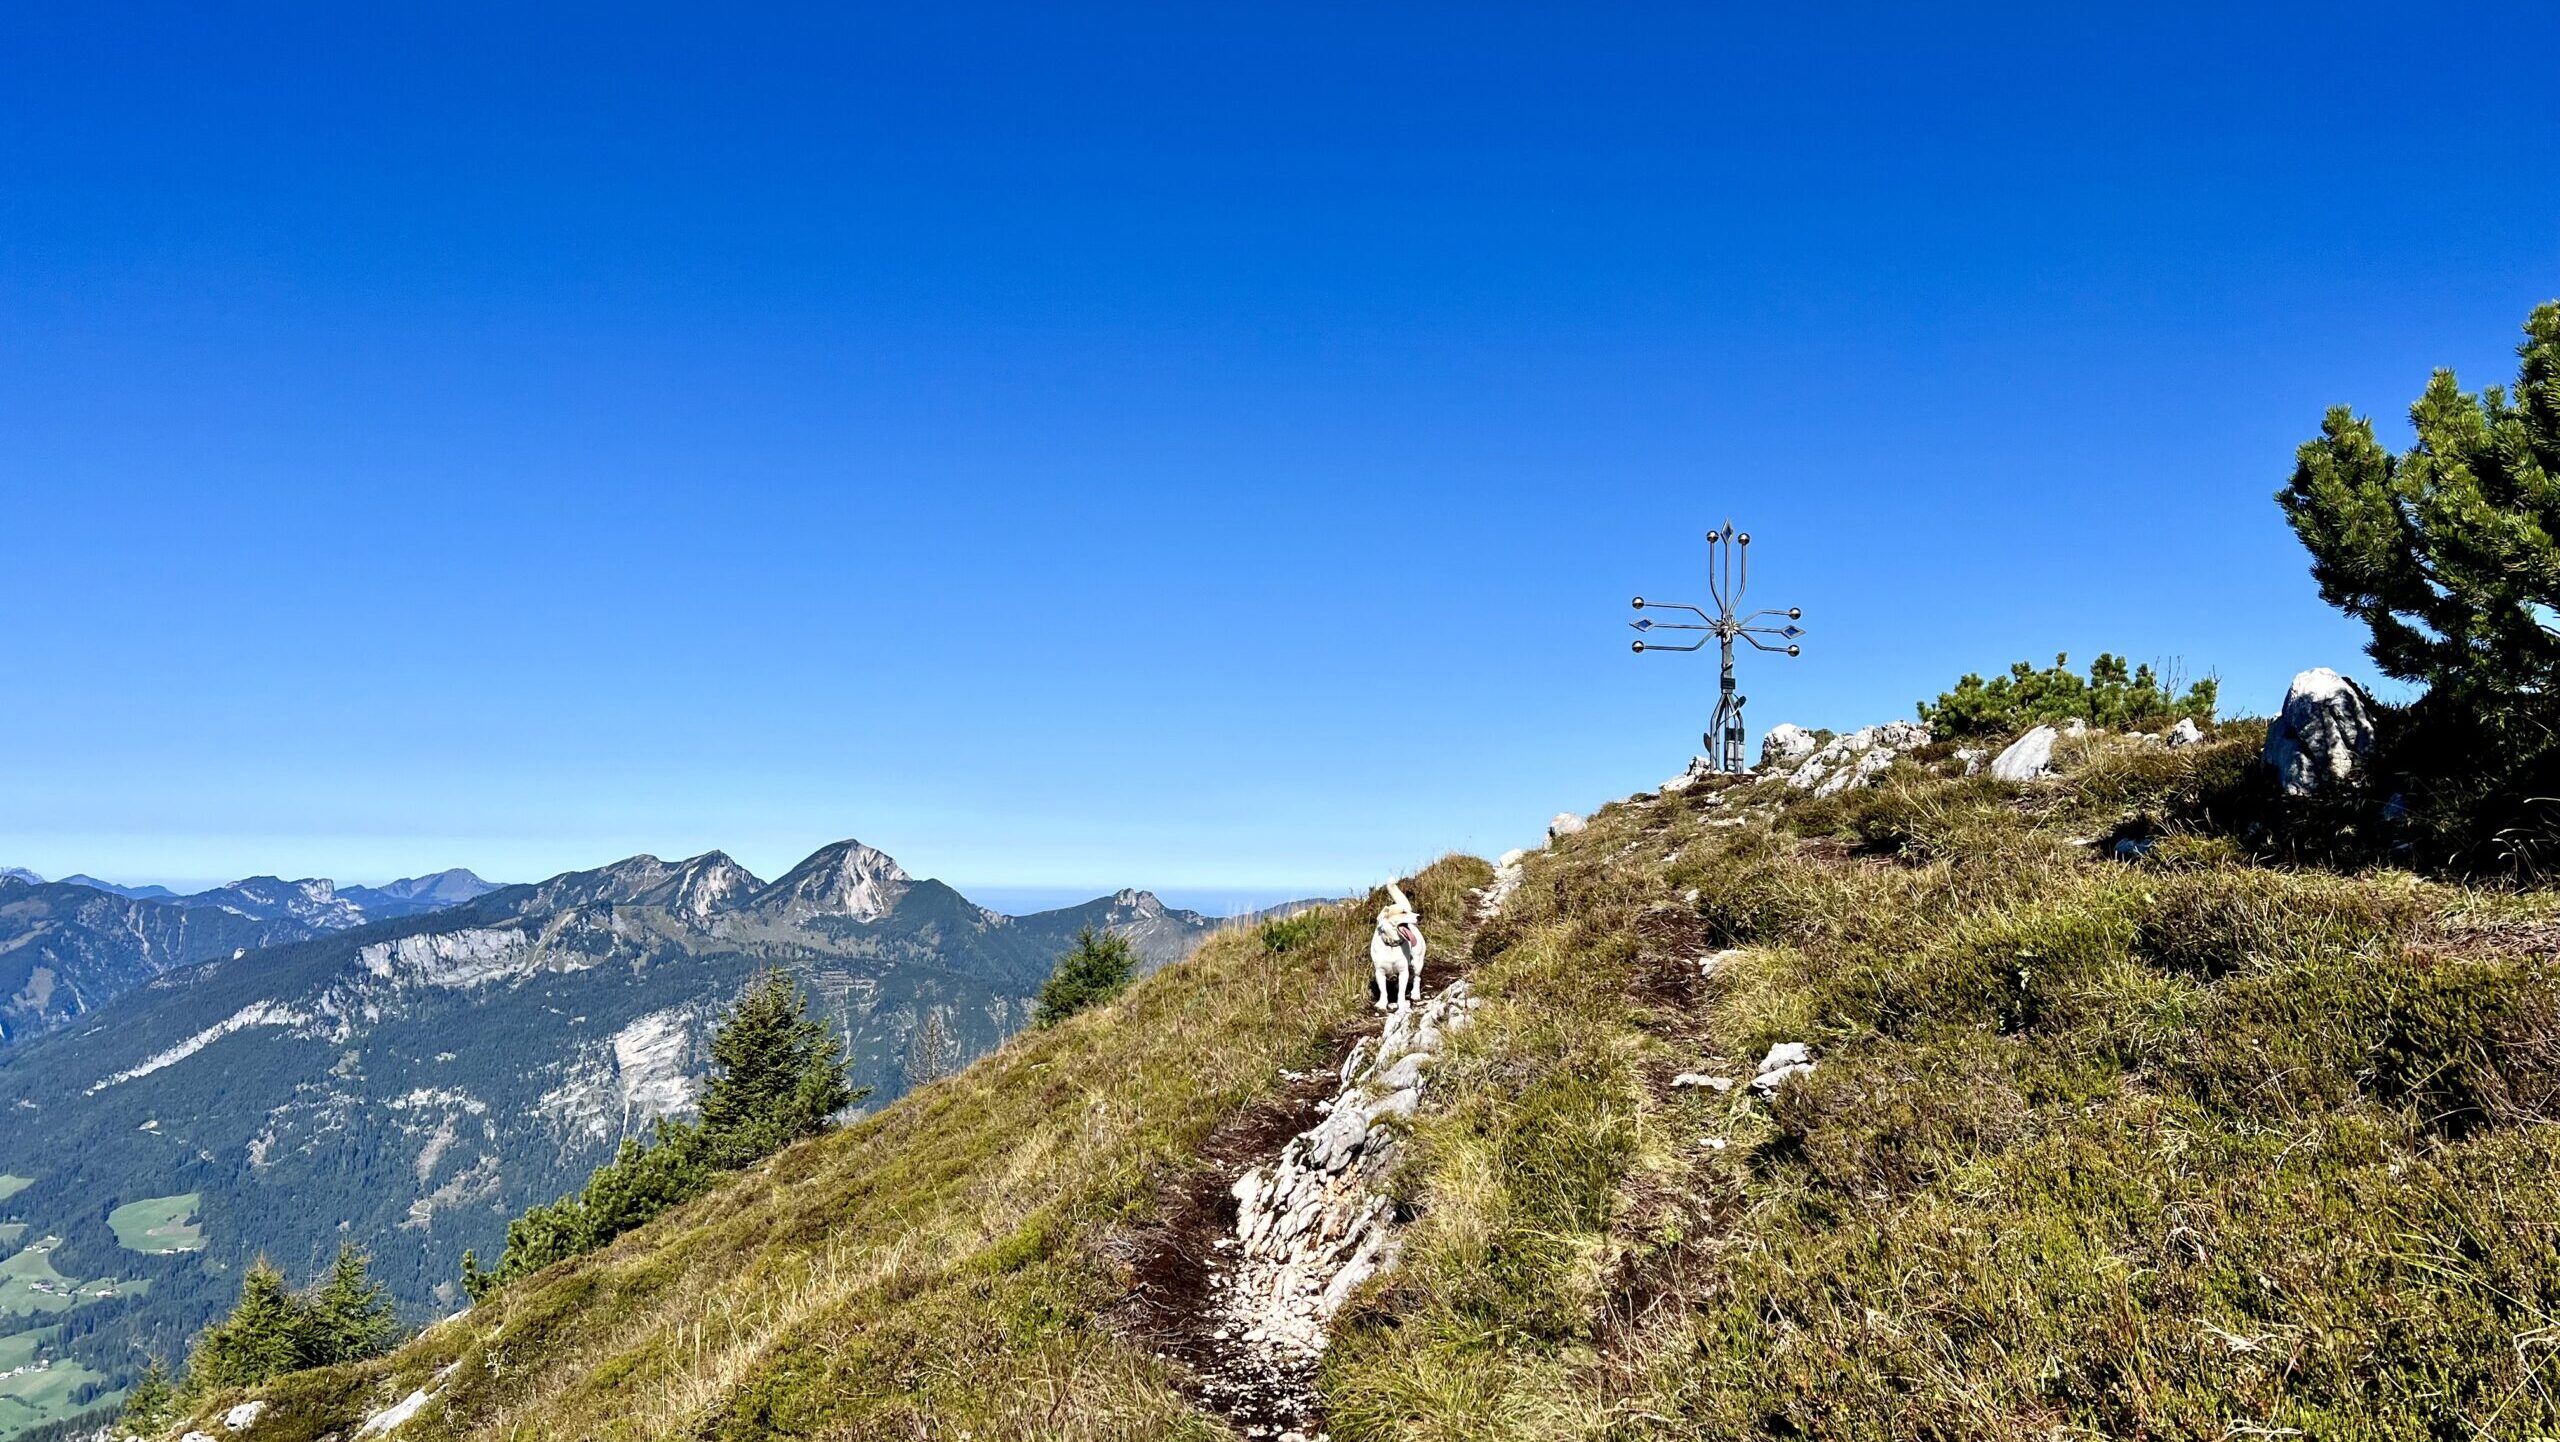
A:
[1121, 859, 1522, 1442]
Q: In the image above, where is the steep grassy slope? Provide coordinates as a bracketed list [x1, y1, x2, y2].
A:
[148, 723, 2560, 1440]
[158, 860, 1487, 1441]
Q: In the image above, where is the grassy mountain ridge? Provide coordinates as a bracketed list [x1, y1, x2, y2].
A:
[142, 722, 2560, 1438]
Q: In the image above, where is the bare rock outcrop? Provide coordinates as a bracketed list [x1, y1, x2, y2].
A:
[2265, 668, 2376, 796]
[1785, 721, 1931, 797]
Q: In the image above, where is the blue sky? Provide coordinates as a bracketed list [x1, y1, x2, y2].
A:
[4, 3, 2556, 906]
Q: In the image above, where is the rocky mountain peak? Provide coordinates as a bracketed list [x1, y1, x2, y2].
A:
[752, 840, 912, 922]
[635, 852, 765, 920]
[1112, 888, 1166, 916]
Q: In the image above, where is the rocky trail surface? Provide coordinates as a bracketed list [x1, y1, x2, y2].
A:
[1125, 856, 1521, 1442]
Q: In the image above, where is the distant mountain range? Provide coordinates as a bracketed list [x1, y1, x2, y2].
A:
[4, 867, 500, 915]
[0, 869, 503, 1044]
[0, 839, 1226, 1404]
[56, 874, 179, 900]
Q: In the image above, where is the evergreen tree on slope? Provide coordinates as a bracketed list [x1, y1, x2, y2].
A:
[696, 969, 860, 1168]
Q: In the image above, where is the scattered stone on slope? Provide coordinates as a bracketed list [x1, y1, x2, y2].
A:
[1990, 724, 2060, 782]
[1785, 721, 1931, 798]
[1760, 723, 1819, 768]
[2165, 717, 2206, 748]
[354, 1363, 458, 1437]
[1548, 812, 1588, 842]
[1751, 1041, 1816, 1092]
[2264, 668, 2376, 797]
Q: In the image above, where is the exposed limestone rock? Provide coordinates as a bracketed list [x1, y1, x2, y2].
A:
[1548, 812, 1588, 842]
[1672, 1072, 1734, 1092]
[2265, 668, 2376, 797]
[357, 928, 535, 989]
[1760, 723, 1818, 768]
[353, 1361, 459, 1436]
[2165, 717, 2206, 748]
[1990, 725, 2060, 782]
[1660, 755, 1718, 794]
[1786, 721, 1932, 798]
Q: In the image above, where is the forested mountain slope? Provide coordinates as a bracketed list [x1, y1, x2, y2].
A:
[143, 722, 2560, 1439]
[0, 880, 323, 1043]
[0, 869, 499, 1046]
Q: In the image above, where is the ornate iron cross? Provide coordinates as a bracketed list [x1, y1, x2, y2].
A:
[1629, 523, 1805, 773]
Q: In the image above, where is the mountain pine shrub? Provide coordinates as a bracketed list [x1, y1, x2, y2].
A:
[2280, 299, 2560, 871]
[184, 1260, 305, 1393]
[303, 1243, 400, 1366]
[1031, 925, 1136, 1026]
[1919, 652, 2216, 739]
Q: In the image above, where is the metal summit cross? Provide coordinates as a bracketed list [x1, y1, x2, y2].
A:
[1629, 522, 1806, 774]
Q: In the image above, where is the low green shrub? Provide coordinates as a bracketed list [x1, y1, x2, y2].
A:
[1765, 1032, 2031, 1199]
[1919, 652, 2217, 740]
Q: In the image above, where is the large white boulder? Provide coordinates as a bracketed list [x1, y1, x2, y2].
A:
[1990, 725, 2060, 782]
[2164, 717, 2205, 748]
[1548, 812, 1587, 842]
[2264, 668, 2375, 797]
[1759, 724, 1818, 768]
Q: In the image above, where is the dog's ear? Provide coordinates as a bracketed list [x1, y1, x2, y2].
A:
[1386, 881, 1411, 912]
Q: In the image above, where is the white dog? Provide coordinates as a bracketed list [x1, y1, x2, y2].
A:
[1370, 882, 1426, 1011]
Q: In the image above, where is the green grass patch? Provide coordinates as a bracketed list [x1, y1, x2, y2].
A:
[0, 1177, 31, 1204]
[0, 1336, 115, 1435]
[107, 1191, 203, 1254]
